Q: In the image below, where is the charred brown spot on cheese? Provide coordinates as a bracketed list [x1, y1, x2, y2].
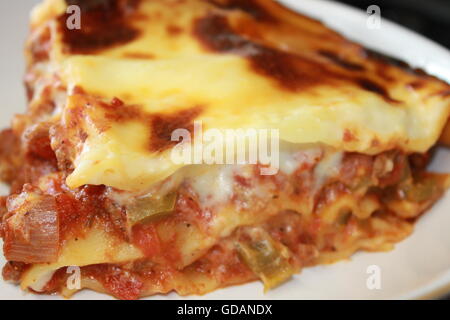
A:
[250, 49, 321, 91]
[149, 106, 203, 152]
[59, 0, 141, 54]
[408, 81, 426, 90]
[193, 14, 338, 92]
[122, 52, 155, 59]
[97, 98, 202, 152]
[166, 25, 183, 36]
[356, 78, 400, 104]
[435, 90, 450, 98]
[343, 129, 357, 142]
[101, 98, 142, 123]
[363, 48, 429, 78]
[193, 15, 248, 52]
[207, 0, 278, 22]
[318, 50, 365, 72]
[72, 85, 86, 95]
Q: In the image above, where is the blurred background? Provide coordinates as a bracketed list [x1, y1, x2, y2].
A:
[332, 0, 450, 49]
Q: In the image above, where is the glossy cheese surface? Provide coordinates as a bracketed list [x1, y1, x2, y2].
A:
[30, 0, 450, 192]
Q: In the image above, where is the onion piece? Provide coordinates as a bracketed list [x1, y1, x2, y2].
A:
[3, 189, 59, 264]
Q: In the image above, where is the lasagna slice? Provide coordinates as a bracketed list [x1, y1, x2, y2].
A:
[1, 0, 450, 299]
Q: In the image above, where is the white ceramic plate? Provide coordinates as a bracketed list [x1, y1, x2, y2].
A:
[0, 0, 449, 300]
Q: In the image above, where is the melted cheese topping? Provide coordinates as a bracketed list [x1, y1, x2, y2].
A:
[190, 165, 236, 209]
[30, 0, 450, 192]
